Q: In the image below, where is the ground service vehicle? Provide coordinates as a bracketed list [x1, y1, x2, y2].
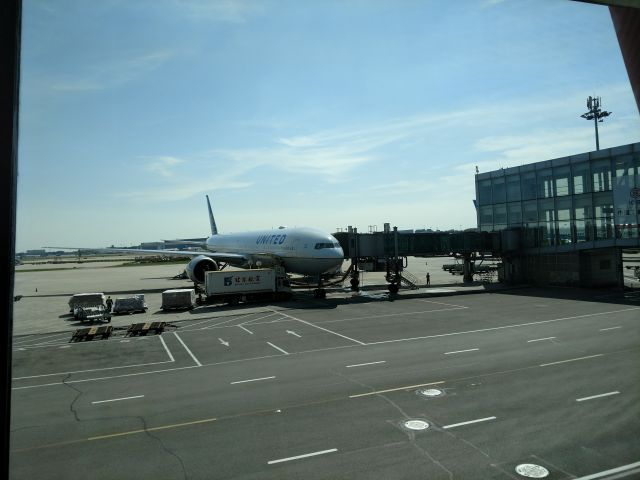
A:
[204, 268, 292, 305]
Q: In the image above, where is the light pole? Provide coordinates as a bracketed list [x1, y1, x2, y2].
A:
[580, 96, 611, 151]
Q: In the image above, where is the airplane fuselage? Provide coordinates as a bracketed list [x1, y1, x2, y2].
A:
[204, 227, 344, 276]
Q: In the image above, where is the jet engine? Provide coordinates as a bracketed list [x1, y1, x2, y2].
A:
[185, 255, 218, 283]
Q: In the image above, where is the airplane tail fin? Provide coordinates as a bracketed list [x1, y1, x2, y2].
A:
[206, 195, 218, 235]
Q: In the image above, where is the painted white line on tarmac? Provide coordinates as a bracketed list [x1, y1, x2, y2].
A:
[238, 325, 254, 335]
[444, 348, 479, 355]
[13, 359, 175, 380]
[273, 310, 365, 345]
[202, 317, 245, 330]
[92, 395, 145, 405]
[416, 299, 469, 309]
[366, 307, 640, 347]
[231, 376, 276, 385]
[268, 448, 338, 465]
[13, 332, 69, 347]
[576, 391, 620, 402]
[527, 337, 556, 343]
[240, 311, 280, 326]
[159, 334, 175, 362]
[182, 315, 245, 332]
[173, 332, 202, 367]
[346, 361, 386, 368]
[539, 354, 603, 367]
[572, 461, 640, 480]
[320, 307, 466, 325]
[350, 381, 444, 398]
[267, 342, 289, 355]
[442, 416, 496, 429]
[12, 365, 200, 390]
[599, 326, 622, 331]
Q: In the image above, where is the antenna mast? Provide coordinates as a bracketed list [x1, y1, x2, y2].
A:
[580, 96, 611, 151]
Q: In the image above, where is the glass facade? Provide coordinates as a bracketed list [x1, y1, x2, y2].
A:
[475, 143, 640, 249]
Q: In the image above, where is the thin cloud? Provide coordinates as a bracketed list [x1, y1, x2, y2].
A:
[116, 82, 639, 202]
[143, 156, 185, 178]
[165, 0, 265, 23]
[50, 50, 174, 92]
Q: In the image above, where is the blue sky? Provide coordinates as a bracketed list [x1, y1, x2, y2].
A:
[17, 0, 640, 251]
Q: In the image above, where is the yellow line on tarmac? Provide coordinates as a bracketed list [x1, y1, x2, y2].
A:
[13, 417, 218, 452]
[88, 417, 217, 441]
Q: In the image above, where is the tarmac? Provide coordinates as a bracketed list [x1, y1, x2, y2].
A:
[12, 256, 498, 336]
[9, 256, 640, 480]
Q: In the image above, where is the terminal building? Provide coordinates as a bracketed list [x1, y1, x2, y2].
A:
[475, 141, 640, 287]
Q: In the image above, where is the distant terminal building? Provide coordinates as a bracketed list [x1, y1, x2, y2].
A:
[24, 249, 46, 257]
[162, 238, 207, 250]
[475, 141, 639, 286]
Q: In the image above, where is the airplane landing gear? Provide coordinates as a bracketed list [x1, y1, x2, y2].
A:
[313, 276, 327, 299]
[350, 270, 360, 291]
[313, 288, 326, 299]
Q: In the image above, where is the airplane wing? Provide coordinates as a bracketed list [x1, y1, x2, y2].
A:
[44, 246, 248, 264]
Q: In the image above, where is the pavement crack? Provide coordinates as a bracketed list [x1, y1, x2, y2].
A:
[136, 415, 189, 480]
[409, 441, 455, 480]
[61, 373, 84, 423]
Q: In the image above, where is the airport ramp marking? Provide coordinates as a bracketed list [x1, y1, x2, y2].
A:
[272, 309, 365, 345]
[13, 358, 176, 380]
[173, 332, 203, 367]
[365, 307, 640, 347]
[268, 448, 338, 465]
[231, 376, 276, 385]
[316, 306, 471, 326]
[416, 299, 469, 309]
[346, 360, 386, 368]
[539, 354, 604, 367]
[267, 342, 289, 355]
[13, 332, 70, 347]
[442, 416, 496, 429]
[350, 381, 445, 398]
[572, 461, 640, 480]
[159, 334, 175, 362]
[12, 364, 201, 390]
[92, 395, 145, 405]
[444, 348, 479, 355]
[88, 417, 217, 441]
[599, 326, 622, 331]
[576, 391, 620, 402]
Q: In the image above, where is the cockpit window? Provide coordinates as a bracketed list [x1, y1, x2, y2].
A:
[314, 242, 340, 249]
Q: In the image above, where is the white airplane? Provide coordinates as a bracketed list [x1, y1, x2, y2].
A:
[56, 196, 345, 298]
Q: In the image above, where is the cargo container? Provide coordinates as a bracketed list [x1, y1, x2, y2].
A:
[204, 268, 292, 305]
[161, 289, 196, 310]
[68, 293, 105, 312]
[112, 294, 147, 314]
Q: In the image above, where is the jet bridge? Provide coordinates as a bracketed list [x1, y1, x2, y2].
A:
[333, 225, 503, 292]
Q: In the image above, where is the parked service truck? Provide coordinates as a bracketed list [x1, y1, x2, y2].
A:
[204, 268, 292, 305]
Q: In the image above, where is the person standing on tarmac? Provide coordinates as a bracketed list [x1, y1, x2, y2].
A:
[105, 296, 113, 312]
[426, 272, 430, 286]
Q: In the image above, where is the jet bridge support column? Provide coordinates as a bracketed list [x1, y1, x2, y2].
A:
[387, 226, 400, 294]
[348, 226, 360, 291]
[462, 253, 474, 283]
